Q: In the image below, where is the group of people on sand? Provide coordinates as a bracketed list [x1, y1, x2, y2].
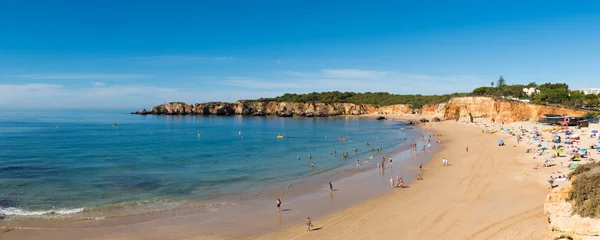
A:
[390, 176, 404, 188]
[442, 157, 449, 166]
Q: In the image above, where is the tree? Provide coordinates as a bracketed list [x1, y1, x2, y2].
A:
[497, 75, 506, 87]
[491, 81, 494, 87]
[526, 82, 537, 88]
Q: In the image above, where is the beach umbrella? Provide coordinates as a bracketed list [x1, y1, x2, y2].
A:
[555, 149, 564, 153]
[565, 131, 573, 135]
[554, 135, 560, 139]
[592, 130, 598, 133]
[541, 146, 548, 150]
[596, 146, 600, 151]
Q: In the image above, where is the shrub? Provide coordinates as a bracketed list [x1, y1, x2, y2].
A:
[432, 117, 441, 122]
[567, 162, 600, 218]
[419, 118, 429, 123]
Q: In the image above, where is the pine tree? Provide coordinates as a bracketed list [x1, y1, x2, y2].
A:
[497, 75, 506, 87]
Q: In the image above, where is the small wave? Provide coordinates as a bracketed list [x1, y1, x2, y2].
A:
[0, 207, 84, 216]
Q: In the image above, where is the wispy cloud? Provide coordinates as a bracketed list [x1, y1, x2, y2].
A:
[91, 82, 106, 87]
[135, 55, 236, 63]
[221, 77, 312, 89]
[221, 69, 484, 95]
[321, 69, 390, 79]
[0, 83, 283, 108]
[11, 74, 148, 80]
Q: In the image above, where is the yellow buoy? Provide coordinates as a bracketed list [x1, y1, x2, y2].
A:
[197, 134, 201, 138]
[277, 135, 284, 139]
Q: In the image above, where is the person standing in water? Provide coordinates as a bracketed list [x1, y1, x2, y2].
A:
[311, 162, 315, 169]
[329, 182, 333, 191]
[308, 154, 312, 159]
[276, 198, 282, 212]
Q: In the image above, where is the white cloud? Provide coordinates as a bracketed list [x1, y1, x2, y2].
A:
[220, 69, 484, 95]
[321, 69, 390, 79]
[221, 77, 312, 89]
[11, 74, 148, 80]
[136, 55, 236, 63]
[91, 82, 106, 87]
[0, 83, 284, 109]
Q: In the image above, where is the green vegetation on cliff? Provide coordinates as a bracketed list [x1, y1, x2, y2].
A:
[253, 78, 600, 110]
[568, 162, 600, 218]
[255, 92, 468, 109]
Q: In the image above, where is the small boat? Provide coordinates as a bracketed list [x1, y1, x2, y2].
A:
[277, 135, 285, 139]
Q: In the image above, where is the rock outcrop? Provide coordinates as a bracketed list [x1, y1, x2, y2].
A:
[420, 97, 587, 123]
[133, 97, 587, 123]
[544, 179, 600, 240]
[134, 101, 377, 117]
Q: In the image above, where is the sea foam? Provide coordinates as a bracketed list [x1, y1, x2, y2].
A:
[0, 207, 84, 216]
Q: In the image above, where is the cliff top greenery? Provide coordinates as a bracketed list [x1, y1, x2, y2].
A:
[568, 162, 600, 218]
[254, 92, 467, 109]
[252, 77, 600, 111]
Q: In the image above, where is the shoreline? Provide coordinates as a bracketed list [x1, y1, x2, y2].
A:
[1, 117, 435, 240]
[3, 116, 567, 239]
[250, 120, 551, 240]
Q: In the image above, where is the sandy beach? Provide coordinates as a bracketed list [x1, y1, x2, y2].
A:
[247, 120, 550, 240]
[4, 118, 598, 240]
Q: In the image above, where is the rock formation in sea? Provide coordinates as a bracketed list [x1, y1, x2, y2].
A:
[132, 97, 587, 123]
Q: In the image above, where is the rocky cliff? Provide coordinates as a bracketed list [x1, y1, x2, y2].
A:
[133, 101, 395, 117]
[544, 179, 600, 240]
[133, 97, 586, 122]
[420, 97, 587, 123]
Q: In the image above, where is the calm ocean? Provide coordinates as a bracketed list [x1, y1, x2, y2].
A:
[0, 109, 420, 219]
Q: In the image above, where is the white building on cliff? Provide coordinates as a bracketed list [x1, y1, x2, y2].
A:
[523, 87, 540, 97]
[581, 88, 600, 95]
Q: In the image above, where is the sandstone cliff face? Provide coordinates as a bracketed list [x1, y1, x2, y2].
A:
[138, 101, 375, 117]
[373, 104, 413, 115]
[420, 97, 587, 123]
[544, 180, 600, 240]
[134, 97, 587, 123]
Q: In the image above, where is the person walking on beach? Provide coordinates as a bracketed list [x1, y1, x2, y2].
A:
[390, 177, 394, 188]
[306, 217, 312, 231]
[466, 146, 469, 152]
[419, 163, 423, 172]
[276, 198, 282, 212]
[329, 182, 333, 191]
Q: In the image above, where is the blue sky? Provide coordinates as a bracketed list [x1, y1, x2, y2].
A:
[1, 0, 600, 109]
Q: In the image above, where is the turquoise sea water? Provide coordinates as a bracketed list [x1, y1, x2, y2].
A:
[0, 110, 418, 218]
